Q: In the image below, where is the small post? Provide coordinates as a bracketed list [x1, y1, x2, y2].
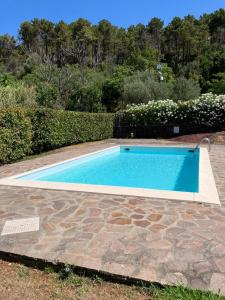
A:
[157, 64, 164, 98]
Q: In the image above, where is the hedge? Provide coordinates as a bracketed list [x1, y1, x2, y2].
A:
[0, 108, 114, 164]
[116, 93, 225, 128]
[28, 109, 114, 153]
[0, 109, 32, 164]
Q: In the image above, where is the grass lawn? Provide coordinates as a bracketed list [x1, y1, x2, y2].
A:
[0, 259, 224, 300]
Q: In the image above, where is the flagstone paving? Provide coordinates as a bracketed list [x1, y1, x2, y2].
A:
[0, 139, 225, 295]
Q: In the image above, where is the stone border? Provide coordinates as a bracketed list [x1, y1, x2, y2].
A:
[0, 145, 220, 205]
[0, 250, 158, 287]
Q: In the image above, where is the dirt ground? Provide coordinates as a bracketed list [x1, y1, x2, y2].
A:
[0, 259, 151, 300]
[170, 131, 225, 144]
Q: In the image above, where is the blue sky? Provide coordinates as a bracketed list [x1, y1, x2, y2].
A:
[0, 0, 225, 37]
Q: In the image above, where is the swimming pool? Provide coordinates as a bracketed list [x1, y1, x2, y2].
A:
[18, 146, 199, 193]
[0, 145, 219, 204]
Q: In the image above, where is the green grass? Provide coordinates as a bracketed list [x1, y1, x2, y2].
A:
[2, 260, 225, 300]
[52, 267, 225, 300]
[149, 285, 225, 300]
[16, 266, 29, 278]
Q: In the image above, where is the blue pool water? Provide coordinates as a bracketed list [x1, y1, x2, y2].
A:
[18, 146, 199, 192]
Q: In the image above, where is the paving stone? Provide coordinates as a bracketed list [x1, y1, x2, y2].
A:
[83, 217, 104, 224]
[109, 218, 131, 225]
[148, 239, 173, 250]
[150, 224, 167, 232]
[166, 227, 184, 237]
[131, 214, 144, 220]
[147, 214, 162, 222]
[54, 205, 78, 218]
[195, 262, 212, 276]
[123, 243, 142, 255]
[214, 257, 225, 272]
[110, 240, 125, 253]
[135, 268, 157, 281]
[89, 208, 101, 217]
[82, 223, 103, 233]
[175, 249, 204, 263]
[134, 208, 145, 214]
[162, 272, 188, 286]
[210, 273, 225, 295]
[176, 239, 205, 249]
[190, 278, 208, 290]
[211, 244, 225, 256]
[0, 140, 225, 295]
[134, 220, 150, 228]
[111, 211, 123, 217]
[42, 223, 56, 232]
[74, 208, 86, 216]
[166, 260, 188, 273]
[102, 262, 135, 277]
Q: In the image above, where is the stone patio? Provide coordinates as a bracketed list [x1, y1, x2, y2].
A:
[0, 139, 225, 294]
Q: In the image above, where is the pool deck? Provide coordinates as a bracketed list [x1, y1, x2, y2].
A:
[0, 139, 225, 294]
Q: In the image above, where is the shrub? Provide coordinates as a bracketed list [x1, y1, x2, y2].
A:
[68, 83, 105, 112]
[117, 93, 225, 128]
[29, 109, 114, 153]
[0, 108, 114, 163]
[0, 83, 37, 108]
[0, 109, 32, 163]
[36, 83, 59, 108]
[122, 71, 173, 105]
[122, 79, 150, 104]
[207, 73, 225, 94]
[172, 77, 201, 101]
[121, 72, 200, 106]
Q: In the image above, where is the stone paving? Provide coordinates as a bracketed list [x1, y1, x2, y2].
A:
[0, 139, 225, 294]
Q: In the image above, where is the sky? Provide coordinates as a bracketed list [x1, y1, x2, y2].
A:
[0, 0, 225, 37]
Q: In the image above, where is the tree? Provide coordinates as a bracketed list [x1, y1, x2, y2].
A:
[54, 21, 71, 66]
[97, 20, 115, 63]
[147, 17, 164, 51]
[68, 83, 104, 112]
[207, 73, 225, 94]
[19, 19, 55, 60]
[0, 9, 225, 111]
[202, 9, 225, 46]
[69, 18, 94, 80]
[0, 35, 16, 61]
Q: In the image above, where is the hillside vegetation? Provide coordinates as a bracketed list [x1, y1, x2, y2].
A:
[0, 9, 224, 112]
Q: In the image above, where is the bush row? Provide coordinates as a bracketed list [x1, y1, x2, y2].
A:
[116, 93, 225, 128]
[0, 108, 114, 164]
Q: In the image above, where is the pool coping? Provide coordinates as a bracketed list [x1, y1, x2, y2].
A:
[0, 145, 220, 205]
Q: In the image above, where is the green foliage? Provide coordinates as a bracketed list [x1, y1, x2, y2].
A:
[0, 108, 114, 163]
[16, 266, 30, 278]
[128, 54, 150, 71]
[0, 109, 32, 163]
[123, 78, 152, 104]
[0, 71, 16, 87]
[102, 77, 123, 110]
[36, 83, 59, 108]
[122, 71, 199, 105]
[102, 66, 132, 111]
[1, 9, 225, 112]
[207, 73, 225, 94]
[118, 93, 225, 128]
[28, 109, 114, 153]
[150, 285, 225, 300]
[0, 83, 37, 108]
[172, 77, 201, 101]
[69, 83, 105, 112]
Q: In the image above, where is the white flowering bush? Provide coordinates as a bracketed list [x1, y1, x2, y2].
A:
[117, 93, 225, 127]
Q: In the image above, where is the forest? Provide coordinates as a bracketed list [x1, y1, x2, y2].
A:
[0, 8, 224, 112]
